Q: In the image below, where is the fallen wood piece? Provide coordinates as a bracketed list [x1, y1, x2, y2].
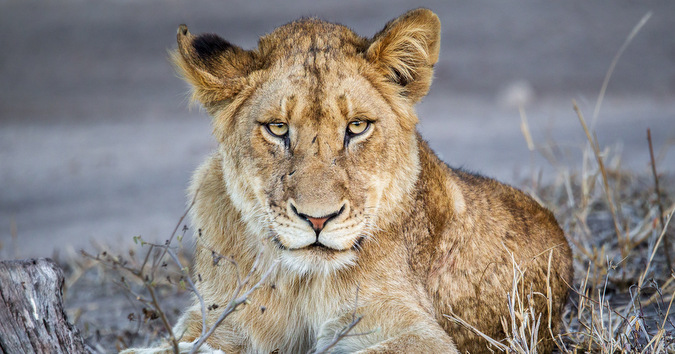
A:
[0, 258, 88, 353]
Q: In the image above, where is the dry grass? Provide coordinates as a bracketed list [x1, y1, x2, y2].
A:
[532, 128, 675, 353]
[448, 102, 674, 353]
[58, 234, 193, 352]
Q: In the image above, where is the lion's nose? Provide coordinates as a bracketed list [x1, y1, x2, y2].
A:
[306, 216, 330, 232]
[291, 204, 345, 236]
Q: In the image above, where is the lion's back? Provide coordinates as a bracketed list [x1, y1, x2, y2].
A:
[425, 164, 572, 352]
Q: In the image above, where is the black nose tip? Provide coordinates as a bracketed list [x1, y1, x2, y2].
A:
[291, 204, 345, 237]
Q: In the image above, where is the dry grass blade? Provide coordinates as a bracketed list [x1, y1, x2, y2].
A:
[638, 212, 673, 290]
[519, 106, 535, 152]
[591, 12, 652, 127]
[647, 128, 672, 270]
[661, 287, 675, 331]
[444, 312, 510, 351]
[573, 101, 625, 258]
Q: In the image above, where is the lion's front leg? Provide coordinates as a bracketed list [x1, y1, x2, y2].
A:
[119, 342, 221, 354]
[316, 305, 459, 354]
[355, 330, 459, 354]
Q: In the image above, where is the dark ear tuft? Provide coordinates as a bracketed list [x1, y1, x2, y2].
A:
[173, 25, 256, 107]
[192, 34, 235, 65]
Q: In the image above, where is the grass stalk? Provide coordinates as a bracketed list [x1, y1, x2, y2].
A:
[573, 101, 625, 259]
[647, 128, 672, 271]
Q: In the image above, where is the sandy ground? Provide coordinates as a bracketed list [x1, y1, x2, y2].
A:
[1, 0, 675, 259]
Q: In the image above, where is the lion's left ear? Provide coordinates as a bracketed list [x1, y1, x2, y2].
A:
[366, 8, 441, 103]
[172, 25, 256, 109]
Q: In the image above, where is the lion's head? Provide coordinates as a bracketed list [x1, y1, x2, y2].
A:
[174, 9, 440, 275]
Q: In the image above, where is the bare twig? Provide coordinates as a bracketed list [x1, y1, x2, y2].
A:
[189, 256, 279, 354]
[82, 248, 180, 353]
[312, 316, 364, 354]
[80, 189, 201, 354]
[165, 247, 208, 340]
[152, 187, 201, 274]
[147, 284, 179, 353]
[311, 285, 372, 354]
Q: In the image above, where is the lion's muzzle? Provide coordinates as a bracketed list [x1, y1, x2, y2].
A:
[290, 203, 345, 236]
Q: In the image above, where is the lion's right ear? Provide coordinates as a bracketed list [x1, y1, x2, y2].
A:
[172, 25, 255, 107]
[366, 9, 441, 103]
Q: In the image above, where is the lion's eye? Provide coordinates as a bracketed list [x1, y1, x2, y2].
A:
[347, 121, 369, 136]
[266, 122, 289, 137]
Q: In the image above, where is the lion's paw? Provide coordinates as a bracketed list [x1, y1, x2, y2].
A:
[119, 341, 224, 354]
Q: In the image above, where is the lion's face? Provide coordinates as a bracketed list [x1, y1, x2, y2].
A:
[226, 60, 420, 274]
[174, 12, 440, 274]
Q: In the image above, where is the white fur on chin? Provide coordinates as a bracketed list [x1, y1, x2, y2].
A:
[279, 248, 357, 276]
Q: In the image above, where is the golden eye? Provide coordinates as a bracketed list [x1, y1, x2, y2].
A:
[347, 121, 369, 136]
[266, 122, 289, 137]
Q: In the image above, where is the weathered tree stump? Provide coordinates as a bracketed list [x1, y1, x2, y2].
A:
[0, 258, 88, 353]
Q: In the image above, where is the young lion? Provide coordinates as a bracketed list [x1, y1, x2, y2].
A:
[129, 8, 573, 353]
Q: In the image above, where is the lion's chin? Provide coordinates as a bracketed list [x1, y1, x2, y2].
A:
[278, 247, 357, 276]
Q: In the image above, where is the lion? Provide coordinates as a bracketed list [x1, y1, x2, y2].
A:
[125, 8, 573, 353]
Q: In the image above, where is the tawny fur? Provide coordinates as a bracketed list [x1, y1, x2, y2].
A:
[125, 8, 572, 353]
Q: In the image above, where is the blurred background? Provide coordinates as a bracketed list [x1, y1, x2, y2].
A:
[1, 0, 674, 259]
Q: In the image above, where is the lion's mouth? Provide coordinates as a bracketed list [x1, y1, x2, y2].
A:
[271, 236, 365, 253]
[307, 241, 340, 253]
